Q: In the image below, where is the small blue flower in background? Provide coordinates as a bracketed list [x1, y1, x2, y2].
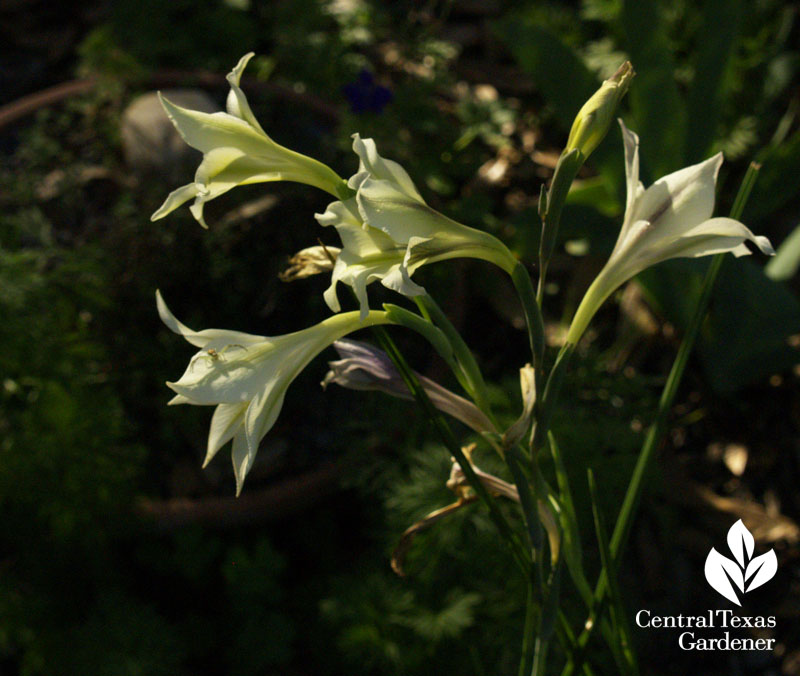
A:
[342, 70, 393, 114]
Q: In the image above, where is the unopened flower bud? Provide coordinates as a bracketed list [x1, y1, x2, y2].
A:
[322, 339, 497, 435]
[565, 61, 634, 161]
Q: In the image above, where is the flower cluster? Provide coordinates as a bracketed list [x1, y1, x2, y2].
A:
[153, 54, 518, 491]
[153, 54, 773, 496]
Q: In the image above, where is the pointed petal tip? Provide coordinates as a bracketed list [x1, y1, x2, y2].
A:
[757, 236, 775, 256]
[157, 91, 177, 115]
[227, 52, 256, 85]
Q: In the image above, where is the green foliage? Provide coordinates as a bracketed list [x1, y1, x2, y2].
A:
[223, 541, 294, 673]
[496, 0, 800, 392]
[109, 0, 258, 71]
[638, 258, 800, 392]
[3, 1, 798, 673]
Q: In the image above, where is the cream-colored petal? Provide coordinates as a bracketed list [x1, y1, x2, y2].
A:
[225, 52, 267, 134]
[315, 198, 362, 229]
[632, 152, 723, 236]
[166, 342, 277, 405]
[661, 217, 775, 259]
[186, 149, 287, 227]
[350, 271, 372, 321]
[243, 378, 288, 461]
[151, 183, 199, 222]
[159, 93, 274, 157]
[156, 290, 267, 348]
[167, 393, 195, 405]
[231, 429, 250, 497]
[619, 119, 640, 227]
[356, 178, 516, 276]
[350, 134, 424, 202]
[205, 402, 248, 467]
[323, 265, 343, 313]
[380, 264, 426, 298]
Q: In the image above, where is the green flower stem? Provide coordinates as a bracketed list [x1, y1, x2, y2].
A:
[558, 616, 596, 676]
[382, 303, 458, 371]
[587, 470, 638, 676]
[371, 326, 531, 575]
[530, 344, 575, 454]
[506, 445, 543, 550]
[537, 150, 582, 304]
[519, 577, 537, 676]
[511, 262, 546, 382]
[414, 294, 494, 415]
[610, 160, 760, 561]
[562, 161, 761, 674]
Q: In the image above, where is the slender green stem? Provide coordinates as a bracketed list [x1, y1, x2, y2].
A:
[507, 445, 544, 550]
[511, 262, 546, 376]
[538, 150, 582, 301]
[609, 160, 760, 560]
[587, 470, 638, 676]
[372, 326, 531, 574]
[530, 344, 575, 454]
[564, 161, 762, 670]
[415, 294, 493, 415]
[519, 577, 537, 676]
[533, 554, 563, 676]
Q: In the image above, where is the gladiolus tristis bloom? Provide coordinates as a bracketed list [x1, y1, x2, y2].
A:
[156, 291, 392, 494]
[151, 53, 347, 228]
[566, 120, 774, 345]
[317, 135, 518, 319]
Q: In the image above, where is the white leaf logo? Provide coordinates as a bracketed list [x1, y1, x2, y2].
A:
[704, 519, 777, 605]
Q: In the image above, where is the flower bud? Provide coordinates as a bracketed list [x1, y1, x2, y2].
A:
[322, 339, 497, 435]
[565, 61, 634, 161]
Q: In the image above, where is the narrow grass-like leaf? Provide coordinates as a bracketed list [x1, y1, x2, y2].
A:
[549, 433, 592, 606]
[415, 295, 493, 414]
[587, 470, 638, 676]
[506, 445, 543, 550]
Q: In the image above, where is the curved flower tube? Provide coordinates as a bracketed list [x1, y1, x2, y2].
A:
[566, 120, 774, 345]
[317, 134, 519, 318]
[156, 290, 392, 494]
[151, 53, 348, 228]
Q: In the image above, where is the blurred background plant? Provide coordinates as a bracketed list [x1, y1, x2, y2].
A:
[1, 0, 798, 674]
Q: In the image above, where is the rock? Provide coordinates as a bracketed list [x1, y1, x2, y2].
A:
[120, 89, 218, 177]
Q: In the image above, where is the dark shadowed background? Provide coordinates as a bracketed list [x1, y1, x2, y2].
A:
[1, 0, 799, 674]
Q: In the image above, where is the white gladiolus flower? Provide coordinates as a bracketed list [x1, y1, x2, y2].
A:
[151, 53, 347, 228]
[566, 120, 774, 344]
[317, 134, 519, 319]
[156, 290, 392, 494]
